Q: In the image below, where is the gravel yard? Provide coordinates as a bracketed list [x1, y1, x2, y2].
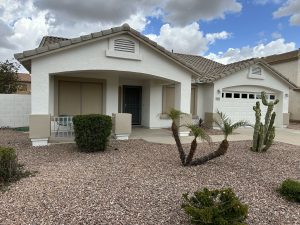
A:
[0, 129, 299, 225]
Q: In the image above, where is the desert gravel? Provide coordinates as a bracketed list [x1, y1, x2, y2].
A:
[0, 129, 299, 225]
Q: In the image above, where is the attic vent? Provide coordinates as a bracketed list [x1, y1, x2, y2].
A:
[252, 66, 262, 75]
[114, 39, 135, 53]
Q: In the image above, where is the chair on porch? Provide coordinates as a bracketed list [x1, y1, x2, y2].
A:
[55, 115, 73, 137]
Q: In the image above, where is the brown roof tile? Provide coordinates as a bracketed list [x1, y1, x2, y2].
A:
[17, 73, 31, 82]
[39, 36, 70, 47]
[263, 49, 299, 64]
[14, 24, 297, 88]
[173, 53, 223, 74]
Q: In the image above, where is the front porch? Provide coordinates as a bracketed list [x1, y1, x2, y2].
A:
[30, 70, 193, 146]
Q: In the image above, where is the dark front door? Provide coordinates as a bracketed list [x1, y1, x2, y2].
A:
[123, 86, 142, 125]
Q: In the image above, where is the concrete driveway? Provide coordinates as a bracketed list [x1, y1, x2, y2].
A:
[131, 127, 300, 146]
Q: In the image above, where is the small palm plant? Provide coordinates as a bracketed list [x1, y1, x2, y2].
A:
[184, 124, 211, 165]
[167, 109, 211, 166]
[215, 110, 249, 153]
[167, 109, 186, 165]
[190, 111, 249, 166]
[168, 109, 248, 166]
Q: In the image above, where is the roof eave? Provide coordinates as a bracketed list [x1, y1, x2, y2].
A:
[14, 25, 204, 79]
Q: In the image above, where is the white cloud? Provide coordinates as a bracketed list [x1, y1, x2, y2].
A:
[163, 0, 242, 26]
[206, 38, 296, 64]
[271, 31, 282, 39]
[146, 23, 231, 55]
[253, 0, 283, 5]
[273, 0, 300, 26]
[0, 0, 50, 70]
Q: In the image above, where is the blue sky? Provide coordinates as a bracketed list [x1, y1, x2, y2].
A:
[0, 0, 299, 69]
[198, 1, 299, 53]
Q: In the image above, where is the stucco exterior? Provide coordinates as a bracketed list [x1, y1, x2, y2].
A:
[269, 58, 300, 121]
[14, 25, 294, 146]
[213, 65, 290, 126]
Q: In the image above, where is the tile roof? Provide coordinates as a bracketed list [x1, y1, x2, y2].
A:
[173, 53, 223, 74]
[39, 36, 70, 47]
[15, 24, 204, 77]
[202, 57, 297, 87]
[263, 49, 299, 64]
[17, 73, 31, 83]
[13, 24, 297, 88]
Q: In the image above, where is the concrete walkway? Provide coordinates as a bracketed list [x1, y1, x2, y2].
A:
[130, 127, 300, 146]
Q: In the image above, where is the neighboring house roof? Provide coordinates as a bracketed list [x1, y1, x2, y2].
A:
[17, 73, 31, 83]
[39, 36, 70, 47]
[263, 49, 299, 65]
[14, 24, 297, 88]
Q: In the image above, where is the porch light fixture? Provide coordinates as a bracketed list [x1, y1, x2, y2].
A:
[285, 93, 289, 97]
[217, 89, 221, 95]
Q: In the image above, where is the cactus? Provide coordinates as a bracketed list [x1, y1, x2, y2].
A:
[251, 91, 279, 152]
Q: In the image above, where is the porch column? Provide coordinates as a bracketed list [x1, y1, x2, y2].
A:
[174, 80, 191, 114]
[105, 76, 119, 116]
[175, 79, 192, 136]
[30, 70, 51, 146]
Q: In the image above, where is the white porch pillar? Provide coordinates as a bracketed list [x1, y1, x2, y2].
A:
[31, 71, 50, 114]
[174, 80, 191, 114]
[175, 79, 192, 136]
[105, 76, 119, 116]
[30, 70, 51, 146]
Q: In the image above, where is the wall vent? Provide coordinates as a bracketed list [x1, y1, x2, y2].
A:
[114, 39, 135, 53]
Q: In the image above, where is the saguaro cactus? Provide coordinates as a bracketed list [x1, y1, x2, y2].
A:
[251, 91, 279, 152]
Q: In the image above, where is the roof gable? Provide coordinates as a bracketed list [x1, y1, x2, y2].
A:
[14, 24, 296, 89]
[205, 58, 297, 88]
[14, 24, 203, 77]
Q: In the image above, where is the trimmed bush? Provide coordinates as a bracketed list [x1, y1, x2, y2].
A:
[73, 114, 112, 152]
[0, 147, 19, 182]
[278, 179, 300, 203]
[182, 188, 248, 225]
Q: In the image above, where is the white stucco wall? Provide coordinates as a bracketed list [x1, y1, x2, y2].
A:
[269, 59, 300, 121]
[289, 90, 300, 120]
[30, 33, 193, 128]
[271, 60, 299, 85]
[212, 65, 290, 126]
[0, 94, 31, 128]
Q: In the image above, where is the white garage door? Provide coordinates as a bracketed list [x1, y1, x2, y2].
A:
[219, 91, 277, 125]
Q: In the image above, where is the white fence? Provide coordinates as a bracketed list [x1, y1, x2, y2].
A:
[0, 94, 31, 128]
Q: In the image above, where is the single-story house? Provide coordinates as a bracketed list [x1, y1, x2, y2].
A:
[14, 24, 296, 146]
[263, 49, 300, 121]
[16, 73, 31, 94]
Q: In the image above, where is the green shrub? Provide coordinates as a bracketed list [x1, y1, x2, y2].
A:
[0, 147, 19, 182]
[73, 114, 112, 152]
[182, 188, 248, 225]
[278, 179, 300, 203]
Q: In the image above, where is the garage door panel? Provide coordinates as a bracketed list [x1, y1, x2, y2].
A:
[219, 91, 275, 125]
